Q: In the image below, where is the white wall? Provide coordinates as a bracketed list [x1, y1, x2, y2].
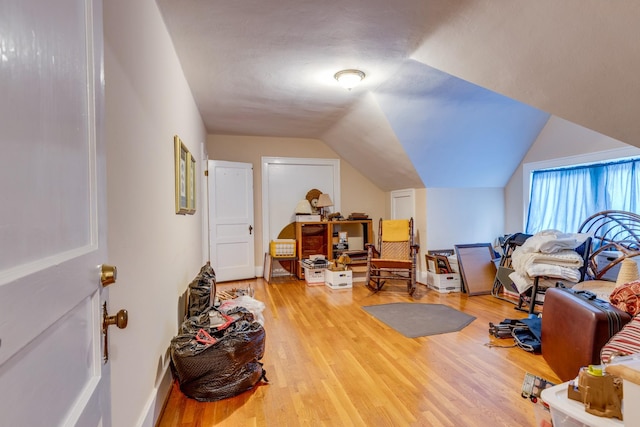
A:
[505, 116, 636, 233]
[425, 188, 504, 251]
[104, 1, 206, 426]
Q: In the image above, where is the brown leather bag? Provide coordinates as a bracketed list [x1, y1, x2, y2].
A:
[542, 288, 631, 381]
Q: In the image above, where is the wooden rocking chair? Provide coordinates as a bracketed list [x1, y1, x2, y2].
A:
[365, 218, 419, 295]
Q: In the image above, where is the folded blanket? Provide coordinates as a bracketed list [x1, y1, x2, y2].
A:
[508, 271, 574, 294]
[512, 248, 583, 273]
[509, 244, 583, 294]
[382, 219, 409, 242]
[518, 230, 590, 254]
[526, 264, 581, 282]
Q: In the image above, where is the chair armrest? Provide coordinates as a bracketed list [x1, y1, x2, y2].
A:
[365, 243, 379, 258]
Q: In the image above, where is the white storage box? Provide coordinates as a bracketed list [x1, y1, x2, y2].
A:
[426, 271, 461, 293]
[621, 377, 640, 427]
[540, 382, 622, 427]
[325, 269, 353, 289]
[303, 266, 325, 285]
[296, 214, 321, 222]
[605, 354, 640, 427]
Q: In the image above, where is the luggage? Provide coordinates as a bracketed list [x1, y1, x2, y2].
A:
[541, 287, 631, 381]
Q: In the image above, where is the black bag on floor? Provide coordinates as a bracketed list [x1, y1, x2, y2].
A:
[170, 307, 267, 401]
[512, 317, 542, 353]
[186, 262, 216, 318]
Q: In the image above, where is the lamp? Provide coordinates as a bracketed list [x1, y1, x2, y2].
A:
[294, 199, 312, 215]
[334, 69, 365, 90]
[316, 193, 333, 221]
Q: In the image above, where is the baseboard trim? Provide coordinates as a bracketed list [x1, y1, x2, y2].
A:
[135, 361, 173, 427]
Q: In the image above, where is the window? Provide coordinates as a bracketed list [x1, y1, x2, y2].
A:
[525, 157, 640, 234]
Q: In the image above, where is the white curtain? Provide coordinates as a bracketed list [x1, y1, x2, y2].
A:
[526, 158, 640, 234]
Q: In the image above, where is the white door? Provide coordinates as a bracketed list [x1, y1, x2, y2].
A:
[208, 161, 255, 282]
[0, 0, 112, 426]
[391, 188, 416, 221]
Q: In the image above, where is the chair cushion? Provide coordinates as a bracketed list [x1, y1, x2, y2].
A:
[601, 314, 640, 363]
[572, 280, 617, 301]
[381, 219, 409, 242]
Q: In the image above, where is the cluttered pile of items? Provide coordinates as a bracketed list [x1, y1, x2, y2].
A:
[169, 262, 268, 401]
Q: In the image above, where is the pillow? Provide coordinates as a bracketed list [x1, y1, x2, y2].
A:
[610, 280, 640, 316]
[601, 314, 640, 363]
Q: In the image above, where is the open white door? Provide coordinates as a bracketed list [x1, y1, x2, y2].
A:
[208, 161, 255, 282]
[0, 0, 113, 425]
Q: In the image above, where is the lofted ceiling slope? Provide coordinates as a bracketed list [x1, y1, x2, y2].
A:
[156, 0, 636, 191]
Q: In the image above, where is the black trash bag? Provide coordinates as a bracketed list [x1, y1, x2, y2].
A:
[170, 307, 267, 402]
[187, 262, 216, 318]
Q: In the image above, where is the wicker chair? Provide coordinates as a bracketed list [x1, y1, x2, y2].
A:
[365, 218, 419, 295]
[577, 210, 640, 280]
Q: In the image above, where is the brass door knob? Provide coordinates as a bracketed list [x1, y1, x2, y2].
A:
[102, 303, 128, 363]
[100, 264, 117, 287]
[103, 309, 128, 331]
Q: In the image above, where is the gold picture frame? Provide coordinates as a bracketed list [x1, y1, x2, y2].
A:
[187, 152, 196, 214]
[174, 135, 189, 214]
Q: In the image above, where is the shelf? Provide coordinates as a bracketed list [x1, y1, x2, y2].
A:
[294, 219, 373, 279]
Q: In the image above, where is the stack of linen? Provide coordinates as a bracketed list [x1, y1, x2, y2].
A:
[509, 230, 590, 294]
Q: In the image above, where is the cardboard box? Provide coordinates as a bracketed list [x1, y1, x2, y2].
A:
[349, 265, 367, 283]
[426, 271, 461, 293]
[303, 266, 325, 285]
[325, 269, 352, 289]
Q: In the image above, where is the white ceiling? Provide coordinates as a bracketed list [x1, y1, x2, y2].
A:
[156, 0, 640, 191]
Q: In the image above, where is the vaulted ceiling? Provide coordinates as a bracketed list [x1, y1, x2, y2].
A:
[156, 0, 640, 191]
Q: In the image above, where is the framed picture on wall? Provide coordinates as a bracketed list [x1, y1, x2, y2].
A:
[187, 152, 196, 214]
[174, 135, 189, 214]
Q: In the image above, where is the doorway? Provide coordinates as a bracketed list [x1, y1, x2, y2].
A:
[208, 160, 255, 282]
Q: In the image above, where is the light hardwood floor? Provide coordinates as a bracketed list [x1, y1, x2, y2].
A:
[158, 277, 560, 427]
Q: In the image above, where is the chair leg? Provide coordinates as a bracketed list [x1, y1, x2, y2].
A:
[366, 268, 384, 292]
[367, 278, 384, 292]
[515, 278, 541, 315]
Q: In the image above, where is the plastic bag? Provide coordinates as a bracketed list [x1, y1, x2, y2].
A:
[219, 295, 266, 325]
[170, 307, 267, 402]
[186, 262, 216, 318]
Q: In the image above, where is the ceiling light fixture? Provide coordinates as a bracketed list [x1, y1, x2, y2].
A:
[334, 69, 365, 90]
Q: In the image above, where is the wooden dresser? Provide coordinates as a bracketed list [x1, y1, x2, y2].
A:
[294, 219, 373, 279]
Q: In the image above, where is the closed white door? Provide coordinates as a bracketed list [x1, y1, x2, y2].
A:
[0, 0, 112, 426]
[208, 161, 255, 282]
[391, 188, 416, 221]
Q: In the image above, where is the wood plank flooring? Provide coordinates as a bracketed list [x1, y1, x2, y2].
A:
[158, 278, 560, 427]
